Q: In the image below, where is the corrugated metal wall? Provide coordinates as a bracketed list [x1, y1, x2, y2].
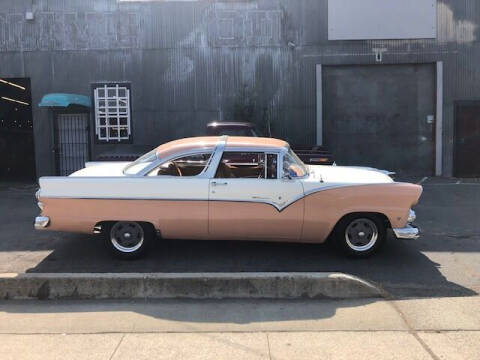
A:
[0, 0, 479, 176]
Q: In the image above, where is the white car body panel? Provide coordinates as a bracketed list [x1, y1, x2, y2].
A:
[40, 158, 394, 209]
[39, 177, 210, 201]
[70, 163, 129, 177]
[209, 178, 304, 210]
[84, 161, 130, 168]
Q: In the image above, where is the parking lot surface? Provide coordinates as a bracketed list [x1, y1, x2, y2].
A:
[1, 177, 479, 298]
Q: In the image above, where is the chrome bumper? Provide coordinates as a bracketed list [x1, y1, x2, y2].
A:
[407, 209, 416, 223]
[393, 224, 419, 239]
[34, 216, 50, 229]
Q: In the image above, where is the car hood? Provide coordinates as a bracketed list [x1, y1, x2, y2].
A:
[70, 162, 130, 177]
[305, 165, 394, 184]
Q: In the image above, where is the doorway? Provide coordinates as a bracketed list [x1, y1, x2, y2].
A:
[454, 102, 480, 178]
[53, 111, 90, 176]
[0, 78, 36, 180]
[321, 64, 436, 175]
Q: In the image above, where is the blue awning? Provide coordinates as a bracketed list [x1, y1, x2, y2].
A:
[38, 93, 91, 108]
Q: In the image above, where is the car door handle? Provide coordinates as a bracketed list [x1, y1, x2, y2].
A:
[252, 196, 270, 200]
[211, 181, 228, 187]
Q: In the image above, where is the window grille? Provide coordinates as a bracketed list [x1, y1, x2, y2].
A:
[93, 84, 131, 142]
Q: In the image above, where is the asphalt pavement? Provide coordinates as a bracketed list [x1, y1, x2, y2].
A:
[1, 177, 479, 298]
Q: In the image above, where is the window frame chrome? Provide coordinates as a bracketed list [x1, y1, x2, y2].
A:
[145, 150, 216, 178]
[213, 148, 283, 180]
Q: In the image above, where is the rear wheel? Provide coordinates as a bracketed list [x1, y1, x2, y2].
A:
[104, 221, 153, 259]
[335, 214, 386, 257]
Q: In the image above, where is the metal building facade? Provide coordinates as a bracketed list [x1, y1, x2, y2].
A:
[0, 0, 479, 177]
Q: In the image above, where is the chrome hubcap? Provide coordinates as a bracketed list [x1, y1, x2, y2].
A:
[110, 222, 144, 253]
[345, 218, 378, 252]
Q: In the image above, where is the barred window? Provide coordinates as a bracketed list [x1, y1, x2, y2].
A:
[93, 83, 131, 142]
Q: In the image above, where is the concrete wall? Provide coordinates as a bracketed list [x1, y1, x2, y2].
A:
[0, 0, 479, 177]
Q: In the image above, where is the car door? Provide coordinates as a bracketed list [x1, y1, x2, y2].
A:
[145, 152, 212, 239]
[208, 151, 304, 241]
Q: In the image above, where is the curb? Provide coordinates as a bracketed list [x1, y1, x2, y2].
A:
[0, 272, 384, 300]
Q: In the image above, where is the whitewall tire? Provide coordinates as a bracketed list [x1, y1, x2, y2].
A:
[335, 214, 386, 257]
[104, 221, 153, 259]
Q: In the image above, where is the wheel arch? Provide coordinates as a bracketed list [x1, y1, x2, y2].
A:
[93, 220, 157, 235]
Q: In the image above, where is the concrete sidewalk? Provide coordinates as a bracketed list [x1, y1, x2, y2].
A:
[0, 296, 479, 359]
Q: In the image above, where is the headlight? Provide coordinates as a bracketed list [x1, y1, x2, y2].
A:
[37, 202, 44, 211]
[407, 209, 416, 223]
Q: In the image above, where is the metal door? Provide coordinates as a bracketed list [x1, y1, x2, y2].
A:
[54, 113, 90, 176]
[454, 102, 480, 177]
[323, 64, 436, 175]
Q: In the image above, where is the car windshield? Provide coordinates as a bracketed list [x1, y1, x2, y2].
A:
[283, 148, 308, 178]
[123, 149, 158, 175]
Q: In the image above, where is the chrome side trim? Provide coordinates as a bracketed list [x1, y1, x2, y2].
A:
[303, 184, 360, 197]
[37, 197, 290, 211]
[393, 225, 419, 240]
[34, 216, 50, 229]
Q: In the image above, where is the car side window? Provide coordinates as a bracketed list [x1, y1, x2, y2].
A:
[215, 152, 277, 179]
[148, 153, 212, 177]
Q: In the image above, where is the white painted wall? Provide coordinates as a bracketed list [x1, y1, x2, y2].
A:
[328, 0, 437, 40]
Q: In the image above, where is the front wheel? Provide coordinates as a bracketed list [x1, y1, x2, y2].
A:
[335, 214, 386, 257]
[104, 221, 153, 259]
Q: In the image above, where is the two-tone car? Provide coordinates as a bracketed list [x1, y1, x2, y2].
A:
[35, 136, 421, 259]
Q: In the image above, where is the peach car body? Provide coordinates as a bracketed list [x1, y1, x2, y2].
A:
[35, 136, 421, 248]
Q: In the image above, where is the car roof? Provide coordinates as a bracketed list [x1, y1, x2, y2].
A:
[156, 136, 288, 158]
[225, 136, 287, 149]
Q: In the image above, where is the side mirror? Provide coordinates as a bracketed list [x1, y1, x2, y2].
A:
[282, 173, 292, 180]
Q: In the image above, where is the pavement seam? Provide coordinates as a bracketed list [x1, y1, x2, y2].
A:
[373, 283, 442, 360]
[266, 333, 273, 360]
[3, 330, 480, 336]
[386, 299, 441, 360]
[108, 333, 125, 360]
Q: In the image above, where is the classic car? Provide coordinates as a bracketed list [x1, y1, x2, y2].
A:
[206, 121, 335, 166]
[34, 136, 421, 259]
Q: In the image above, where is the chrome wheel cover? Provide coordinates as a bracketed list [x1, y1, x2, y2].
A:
[345, 218, 378, 252]
[110, 222, 144, 253]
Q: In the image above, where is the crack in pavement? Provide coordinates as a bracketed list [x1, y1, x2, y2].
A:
[108, 333, 125, 360]
[385, 298, 441, 360]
